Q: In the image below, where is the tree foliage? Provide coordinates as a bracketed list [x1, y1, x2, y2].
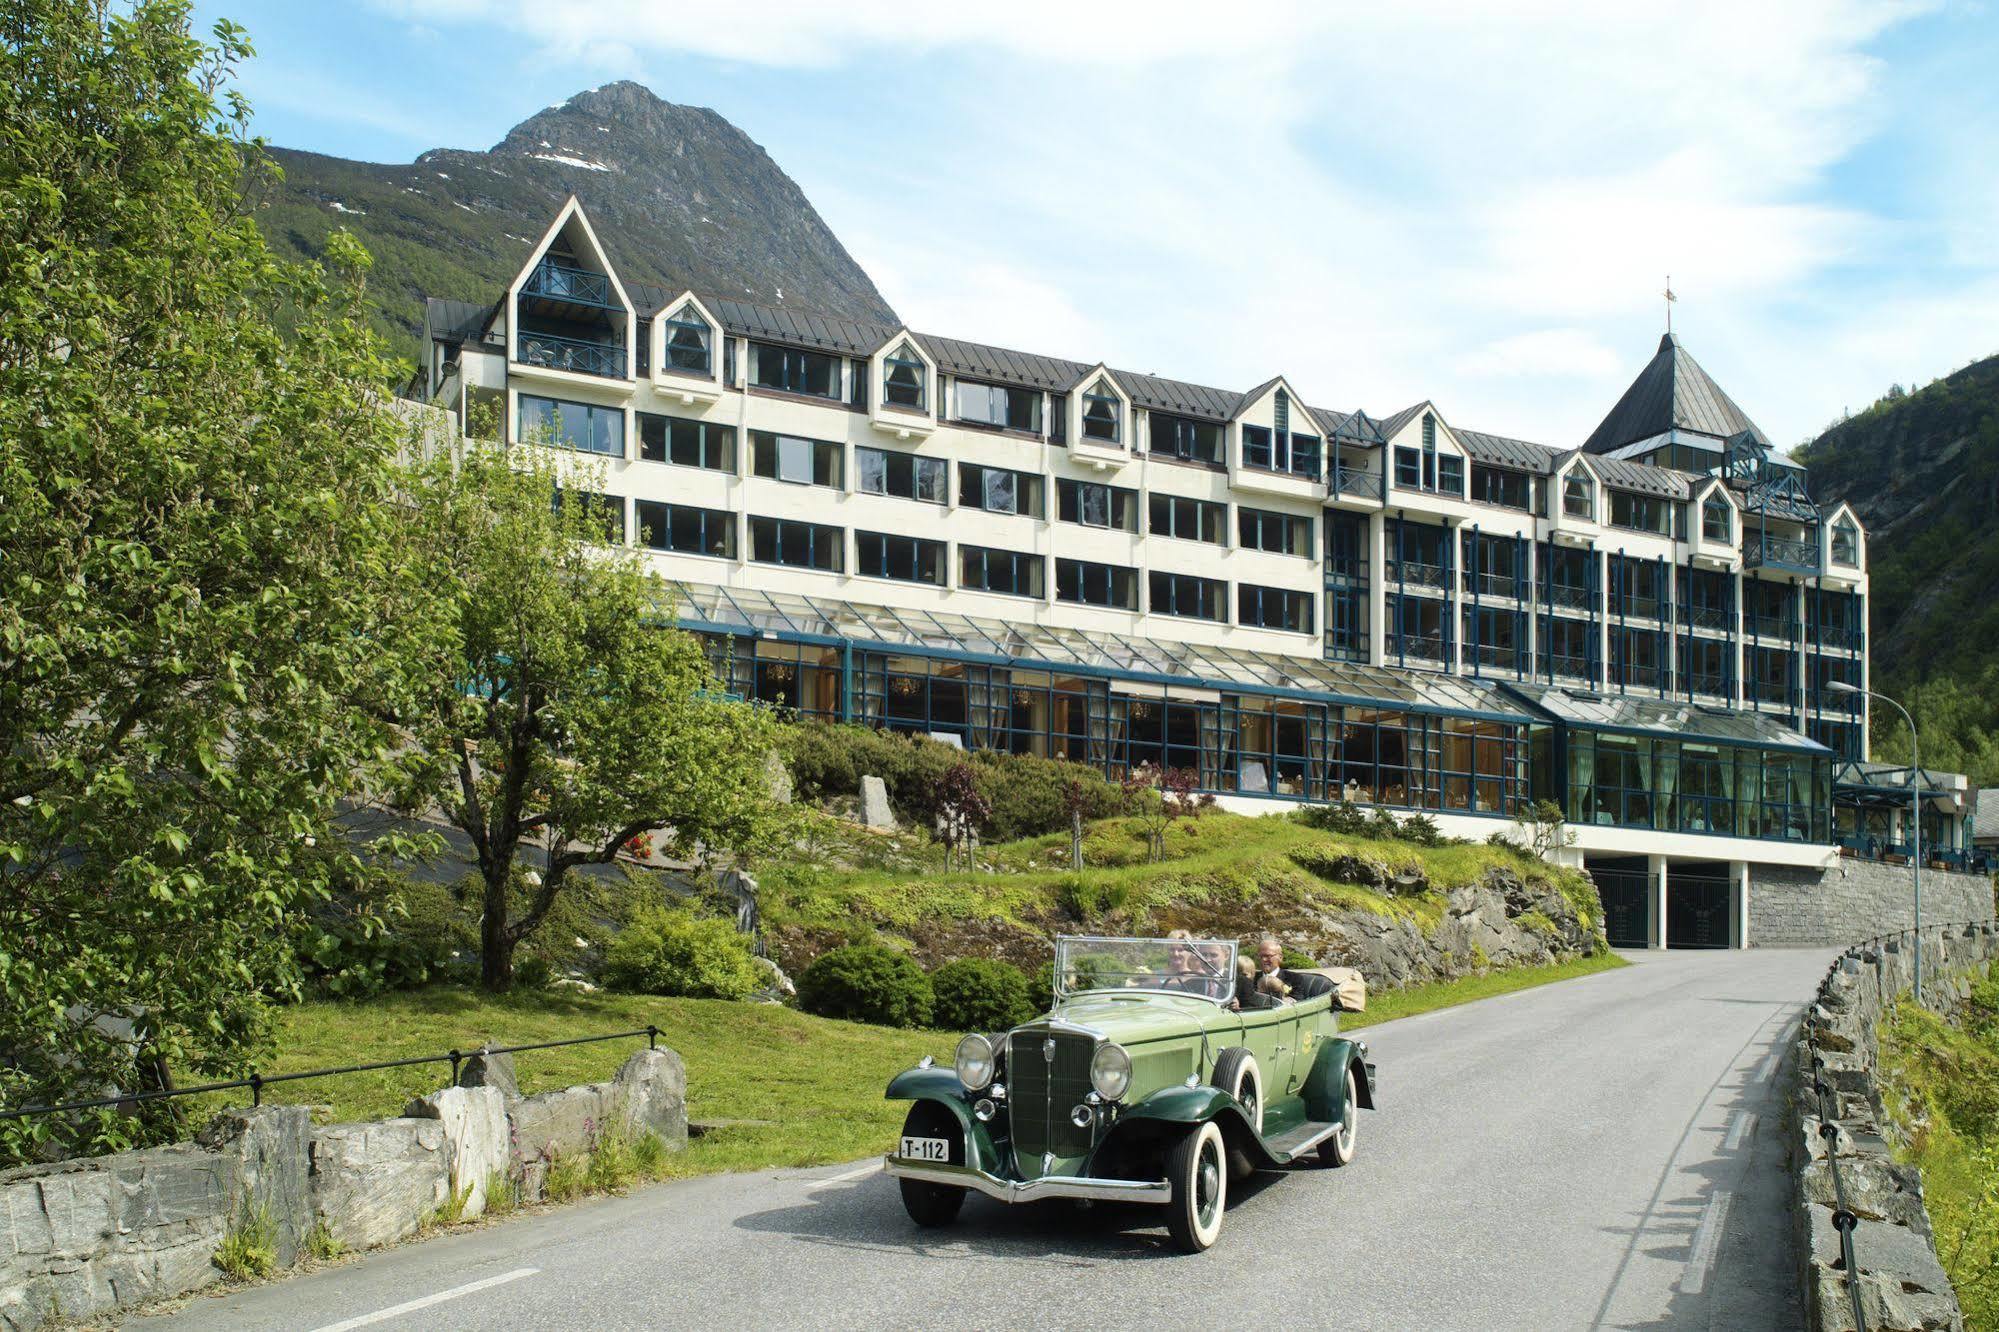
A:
[0, 1, 436, 1161]
[391, 447, 787, 990]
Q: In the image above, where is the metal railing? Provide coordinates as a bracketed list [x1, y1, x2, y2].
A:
[1684, 673, 1730, 697]
[1620, 663, 1662, 689]
[1817, 624, 1864, 651]
[1395, 634, 1447, 662]
[1749, 679, 1794, 706]
[1466, 643, 1517, 670]
[1393, 561, 1449, 590]
[1747, 614, 1799, 641]
[0, 1027, 662, 1124]
[1687, 605, 1732, 632]
[1748, 533, 1822, 574]
[518, 330, 626, 378]
[1549, 584, 1593, 612]
[1330, 466, 1382, 501]
[1612, 595, 1662, 621]
[1547, 654, 1593, 681]
[1463, 570, 1519, 600]
[523, 259, 616, 307]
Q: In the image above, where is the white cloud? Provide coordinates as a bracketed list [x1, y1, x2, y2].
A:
[387, 0, 1982, 447]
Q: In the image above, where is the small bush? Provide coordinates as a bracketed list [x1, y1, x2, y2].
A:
[931, 958, 1037, 1032]
[1298, 800, 1372, 836]
[1399, 812, 1446, 846]
[1280, 946, 1317, 969]
[303, 1221, 345, 1262]
[969, 751, 1124, 842]
[215, 1201, 278, 1280]
[796, 944, 934, 1027]
[1029, 959, 1055, 1013]
[1056, 874, 1139, 921]
[602, 909, 763, 1000]
[295, 869, 473, 998]
[586, 1127, 639, 1195]
[481, 1170, 521, 1217]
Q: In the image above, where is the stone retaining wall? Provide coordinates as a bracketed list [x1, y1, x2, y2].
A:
[0, 1047, 684, 1331]
[1793, 920, 1999, 1331]
[1754, 861, 1992, 948]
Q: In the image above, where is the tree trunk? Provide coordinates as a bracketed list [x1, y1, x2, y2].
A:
[1070, 810, 1083, 870]
[480, 864, 513, 990]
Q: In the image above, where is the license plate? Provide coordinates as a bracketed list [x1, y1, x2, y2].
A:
[899, 1136, 950, 1162]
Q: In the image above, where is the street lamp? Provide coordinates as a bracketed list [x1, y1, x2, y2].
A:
[1827, 680, 1924, 1001]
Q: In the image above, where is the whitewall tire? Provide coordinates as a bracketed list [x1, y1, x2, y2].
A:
[1166, 1121, 1228, 1253]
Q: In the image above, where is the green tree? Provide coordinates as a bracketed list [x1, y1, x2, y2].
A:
[394, 448, 787, 990]
[0, 1, 434, 1159]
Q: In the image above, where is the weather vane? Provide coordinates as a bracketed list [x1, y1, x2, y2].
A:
[1664, 275, 1676, 334]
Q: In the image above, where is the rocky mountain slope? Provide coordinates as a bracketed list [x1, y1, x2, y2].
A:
[1798, 352, 1999, 781]
[256, 81, 896, 360]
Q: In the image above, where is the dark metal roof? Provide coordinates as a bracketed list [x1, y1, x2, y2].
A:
[1110, 368, 1241, 421]
[1456, 428, 1564, 474]
[1376, 402, 1429, 440]
[920, 332, 1090, 393]
[1322, 409, 1389, 446]
[1582, 333, 1771, 454]
[426, 297, 500, 345]
[1586, 452, 1693, 500]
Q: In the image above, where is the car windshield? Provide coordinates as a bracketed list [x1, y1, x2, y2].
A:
[1053, 935, 1239, 1005]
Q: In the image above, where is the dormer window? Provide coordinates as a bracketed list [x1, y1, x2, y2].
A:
[1082, 380, 1122, 443]
[1702, 495, 1732, 542]
[664, 306, 712, 375]
[1563, 473, 1594, 520]
[884, 342, 926, 411]
[1832, 518, 1858, 565]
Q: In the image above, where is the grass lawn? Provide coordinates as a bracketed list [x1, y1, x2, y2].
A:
[229, 950, 1626, 1178]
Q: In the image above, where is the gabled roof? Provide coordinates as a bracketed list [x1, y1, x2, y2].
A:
[1456, 428, 1565, 475]
[426, 296, 499, 344]
[1113, 368, 1240, 421]
[919, 332, 1090, 393]
[1376, 402, 1431, 440]
[1582, 332, 1770, 454]
[1589, 451, 1693, 500]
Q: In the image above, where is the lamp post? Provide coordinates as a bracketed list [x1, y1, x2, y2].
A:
[1829, 680, 1923, 1002]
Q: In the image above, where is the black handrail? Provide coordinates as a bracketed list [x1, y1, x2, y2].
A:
[0, 1026, 660, 1122]
[1803, 917, 1999, 1331]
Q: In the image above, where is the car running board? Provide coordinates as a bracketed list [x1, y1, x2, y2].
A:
[1262, 1119, 1341, 1164]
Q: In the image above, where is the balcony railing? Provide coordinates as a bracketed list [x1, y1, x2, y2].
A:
[1816, 624, 1863, 651]
[1392, 561, 1449, 590]
[1466, 643, 1518, 671]
[1612, 595, 1663, 621]
[1395, 635, 1448, 663]
[1463, 570, 1520, 600]
[1746, 533, 1822, 575]
[517, 330, 626, 379]
[1548, 584, 1593, 612]
[523, 259, 616, 308]
[1748, 679, 1794, 706]
[1685, 673, 1730, 698]
[1686, 605, 1732, 633]
[1747, 614, 1798, 641]
[1329, 466, 1383, 501]
[1547, 654, 1593, 681]
[1619, 663, 1663, 689]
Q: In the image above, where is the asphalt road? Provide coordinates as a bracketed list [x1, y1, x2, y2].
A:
[136, 947, 1829, 1332]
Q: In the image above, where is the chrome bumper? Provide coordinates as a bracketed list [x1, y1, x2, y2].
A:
[882, 1156, 1170, 1204]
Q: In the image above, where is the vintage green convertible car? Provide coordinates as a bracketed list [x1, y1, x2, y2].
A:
[881, 935, 1376, 1252]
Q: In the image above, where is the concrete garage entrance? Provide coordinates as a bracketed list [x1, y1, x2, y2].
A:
[1586, 855, 1748, 949]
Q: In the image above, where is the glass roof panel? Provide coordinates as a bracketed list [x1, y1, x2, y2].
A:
[1504, 682, 1827, 752]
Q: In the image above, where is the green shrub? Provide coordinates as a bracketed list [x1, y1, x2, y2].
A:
[294, 870, 474, 998]
[602, 909, 763, 1000]
[1280, 946, 1317, 969]
[1029, 959, 1055, 1013]
[968, 751, 1124, 842]
[930, 959, 1036, 1032]
[1298, 800, 1372, 836]
[796, 944, 934, 1027]
[1056, 874, 1139, 921]
[215, 1201, 278, 1280]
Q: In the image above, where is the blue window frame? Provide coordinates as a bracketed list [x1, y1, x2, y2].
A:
[1056, 558, 1138, 609]
[960, 544, 1044, 597]
[856, 530, 946, 585]
[749, 516, 842, 571]
[1081, 380, 1122, 443]
[518, 394, 623, 456]
[663, 306, 712, 375]
[636, 501, 734, 559]
[1149, 570, 1225, 621]
[750, 342, 840, 399]
[1238, 584, 1314, 633]
[1148, 493, 1226, 544]
[959, 462, 1043, 517]
[1149, 413, 1224, 466]
[1238, 506, 1313, 555]
[638, 412, 734, 470]
[883, 343, 927, 410]
[857, 446, 946, 503]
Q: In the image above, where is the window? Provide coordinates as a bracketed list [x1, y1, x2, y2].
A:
[751, 431, 842, 487]
[1148, 493, 1227, 544]
[1055, 558, 1139, 609]
[750, 342, 839, 398]
[958, 462, 1043, 517]
[856, 446, 946, 503]
[1081, 379, 1122, 443]
[1831, 518, 1859, 566]
[1149, 413, 1224, 466]
[749, 516, 842, 571]
[1470, 464, 1530, 510]
[1238, 584, 1314, 633]
[1702, 495, 1732, 542]
[555, 488, 625, 543]
[1056, 478, 1137, 531]
[1436, 455, 1463, 496]
[960, 545, 1044, 597]
[883, 342, 926, 411]
[856, 531, 946, 585]
[1149, 571, 1225, 621]
[1394, 446, 1421, 490]
[1241, 425, 1323, 479]
[955, 381, 1041, 432]
[663, 306, 711, 375]
[1237, 506, 1313, 556]
[638, 413, 735, 471]
[1609, 490, 1673, 535]
[636, 501, 734, 559]
[518, 395, 623, 456]
[1563, 473, 1594, 519]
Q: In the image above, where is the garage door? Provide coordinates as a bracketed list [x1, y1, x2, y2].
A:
[1667, 863, 1731, 949]
[1587, 856, 1650, 949]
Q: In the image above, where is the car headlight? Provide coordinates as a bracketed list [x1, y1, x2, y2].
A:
[1090, 1042, 1132, 1101]
[955, 1034, 995, 1091]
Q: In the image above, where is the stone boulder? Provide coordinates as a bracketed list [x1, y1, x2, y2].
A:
[859, 774, 895, 829]
[195, 1106, 313, 1269]
[609, 1049, 687, 1148]
[456, 1049, 520, 1100]
[307, 1119, 450, 1252]
[401, 1086, 508, 1219]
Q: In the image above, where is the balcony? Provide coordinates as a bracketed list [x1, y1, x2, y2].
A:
[1747, 614, 1798, 642]
[1748, 679, 1795, 707]
[1463, 569, 1520, 600]
[522, 259, 617, 309]
[1611, 595, 1663, 622]
[1745, 533, 1821, 575]
[517, 330, 627, 380]
[1816, 624, 1863, 651]
[1466, 643, 1518, 671]
[1619, 663, 1663, 690]
[1548, 583, 1593, 612]
[1686, 605, 1732, 633]
[1392, 561, 1449, 591]
[1547, 654, 1593, 682]
[1394, 635, 1448, 664]
[1684, 673, 1731, 698]
[1328, 465, 1383, 503]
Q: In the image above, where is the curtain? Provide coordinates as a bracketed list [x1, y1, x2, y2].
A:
[1572, 736, 1598, 823]
[1655, 742, 1679, 832]
[777, 434, 812, 484]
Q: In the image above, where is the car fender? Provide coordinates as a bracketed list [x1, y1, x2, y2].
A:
[1103, 1084, 1278, 1169]
[885, 1066, 1002, 1175]
[1302, 1037, 1374, 1122]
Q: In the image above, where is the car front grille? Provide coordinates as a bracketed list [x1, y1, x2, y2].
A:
[1008, 1030, 1096, 1171]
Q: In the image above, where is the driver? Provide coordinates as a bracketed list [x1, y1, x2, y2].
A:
[1161, 931, 1237, 1007]
[1252, 935, 1295, 1003]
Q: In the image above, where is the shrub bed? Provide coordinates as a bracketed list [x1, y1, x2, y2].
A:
[796, 944, 934, 1028]
[602, 909, 764, 1000]
[929, 958, 1035, 1032]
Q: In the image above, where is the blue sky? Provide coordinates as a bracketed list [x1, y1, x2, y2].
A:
[197, 1, 1999, 449]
